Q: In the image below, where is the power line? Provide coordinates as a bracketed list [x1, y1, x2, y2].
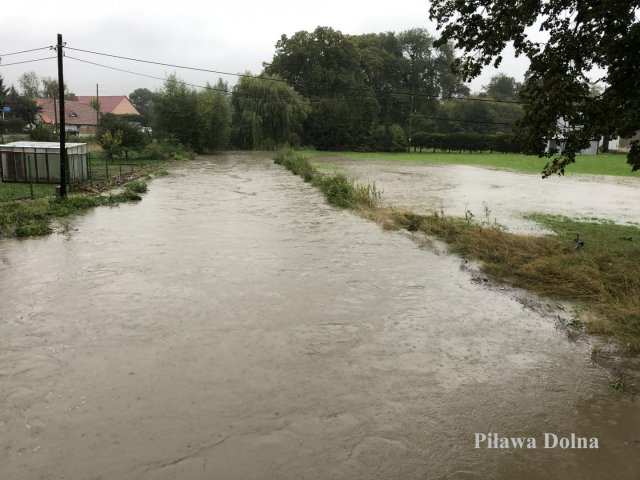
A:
[67, 55, 515, 128]
[65, 46, 277, 83]
[0, 56, 57, 68]
[66, 55, 258, 100]
[0, 46, 51, 57]
[67, 44, 522, 105]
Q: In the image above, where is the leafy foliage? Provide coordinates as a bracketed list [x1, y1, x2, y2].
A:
[231, 74, 310, 149]
[429, 0, 640, 174]
[129, 88, 156, 126]
[152, 75, 231, 153]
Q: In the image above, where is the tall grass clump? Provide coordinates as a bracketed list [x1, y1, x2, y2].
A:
[275, 149, 381, 210]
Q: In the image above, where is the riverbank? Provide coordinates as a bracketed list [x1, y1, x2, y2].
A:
[0, 149, 191, 237]
[276, 150, 640, 364]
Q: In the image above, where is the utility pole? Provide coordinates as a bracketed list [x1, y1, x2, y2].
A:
[407, 91, 415, 153]
[95, 83, 100, 126]
[57, 33, 67, 197]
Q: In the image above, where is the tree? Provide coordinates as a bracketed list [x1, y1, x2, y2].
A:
[41, 77, 75, 100]
[153, 75, 231, 153]
[198, 80, 231, 151]
[129, 88, 156, 126]
[483, 74, 521, 102]
[0, 74, 9, 104]
[152, 75, 201, 149]
[100, 130, 123, 160]
[429, 0, 640, 174]
[19, 72, 40, 98]
[231, 74, 310, 149]
[98, 113, 147, 156]
[0, 84, 38, 132]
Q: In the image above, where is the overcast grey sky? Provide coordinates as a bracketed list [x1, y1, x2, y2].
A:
[1, 0, 529, 96]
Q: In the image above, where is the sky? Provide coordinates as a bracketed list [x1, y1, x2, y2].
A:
[0, 0, 530, 97]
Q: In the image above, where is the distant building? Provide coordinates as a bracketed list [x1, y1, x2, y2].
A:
[75, 96, 140, 116]
[36, 98, 100, 136]
[546, 118, 599, 155]
[617, 132, 640, 153]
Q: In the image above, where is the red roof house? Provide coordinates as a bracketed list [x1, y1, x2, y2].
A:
[75, 96, 140, 116]
[36, 98, 100, 135]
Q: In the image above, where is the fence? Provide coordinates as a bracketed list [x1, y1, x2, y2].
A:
[0, 153, 163, 202]
[85, 153, 163, 184]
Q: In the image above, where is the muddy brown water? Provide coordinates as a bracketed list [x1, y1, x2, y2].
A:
[1, 152, 639, 479]
[314, 157, 640, 234]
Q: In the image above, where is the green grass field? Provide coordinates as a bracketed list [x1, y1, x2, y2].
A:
[302, 150, 640, 178]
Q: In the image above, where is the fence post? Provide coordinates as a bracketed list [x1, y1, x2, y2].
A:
[26, 151, 34, 198]
[105, 157, 109, 179]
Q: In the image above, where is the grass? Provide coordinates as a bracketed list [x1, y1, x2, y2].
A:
[0, 183, 57, 201]
[275, 149, 381, 210]
[0, 180, 149, 238]
[302, 150, 640, 178]
[276, 149, 640, 351]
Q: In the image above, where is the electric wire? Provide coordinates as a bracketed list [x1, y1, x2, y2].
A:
[67, 55, 515, 127]
[66, 45, 523, 105]
[0, 46, 51, 57]
[0, 56, 57, 67]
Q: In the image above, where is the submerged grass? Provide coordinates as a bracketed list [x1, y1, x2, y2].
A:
[0, 180, 149, 238]
[302, 150, 640, 177]
[276, 149, 640, 350]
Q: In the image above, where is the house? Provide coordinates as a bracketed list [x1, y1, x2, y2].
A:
[617, 132, 640, 153]
[546, 118, 599, 155]
[36, 98, 99, 135]
[547, 138, 600, 155]
[75, 96, 140, 116]
[0, 141, 88, 184]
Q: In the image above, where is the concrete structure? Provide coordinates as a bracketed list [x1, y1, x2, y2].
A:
[0, 141, 88, 184]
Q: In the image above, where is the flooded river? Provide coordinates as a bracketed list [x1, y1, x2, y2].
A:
[1, 153, 639, 479]
[314, 157, 640, 234]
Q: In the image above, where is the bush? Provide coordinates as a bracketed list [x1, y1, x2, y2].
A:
[29, 123, 58, 142]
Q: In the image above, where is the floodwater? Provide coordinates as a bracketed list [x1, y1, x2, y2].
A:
[1, 152, 639, 480]
[315, 157, 640, 234]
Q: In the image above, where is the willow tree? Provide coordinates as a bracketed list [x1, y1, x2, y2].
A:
[231, 74, 310, 149]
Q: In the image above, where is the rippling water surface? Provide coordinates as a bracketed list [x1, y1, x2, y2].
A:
[319, 158, 640, 233]
[1, 153, 638, 479]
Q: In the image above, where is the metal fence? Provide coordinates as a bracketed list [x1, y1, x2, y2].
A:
[0, 153, 162, 202]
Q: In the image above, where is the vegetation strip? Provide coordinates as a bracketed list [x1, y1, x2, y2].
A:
[275, 149, 640, 352]
[0, 180, 149, 238]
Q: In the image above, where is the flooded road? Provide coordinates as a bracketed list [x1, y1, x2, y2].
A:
[314, 158, 640, 233]
[1, 152, 639, 479]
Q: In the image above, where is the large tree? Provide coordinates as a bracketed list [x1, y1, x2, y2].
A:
[129, 88, 156, 126]
[265, 26, 471, 150]
[152, 75, 231, 153]
[429, 0, 640, 175]
[231, 74, 310, 149]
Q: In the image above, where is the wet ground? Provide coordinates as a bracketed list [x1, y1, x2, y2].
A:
[1, 152, 639, 479]
[312, 157, 640, 233]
